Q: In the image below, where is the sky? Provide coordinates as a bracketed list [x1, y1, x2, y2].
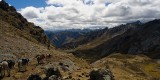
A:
[3, 0, 160, 30]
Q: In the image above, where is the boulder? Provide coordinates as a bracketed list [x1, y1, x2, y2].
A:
[48, 75, 58, 80]
[89, 68, 114, 80]
[46, 68, 62, 78]
[27, 74, 42, 80]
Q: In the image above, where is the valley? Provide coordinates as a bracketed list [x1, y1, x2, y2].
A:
[0, 0, 160, 80]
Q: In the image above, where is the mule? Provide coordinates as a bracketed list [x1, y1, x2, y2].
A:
[18, 58, 29, 72]
[36, 54, 45, 64]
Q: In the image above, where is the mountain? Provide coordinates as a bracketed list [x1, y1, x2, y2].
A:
[0, 0, 51, 47]
[70, 23, 139, 50]
[45, 29, 93, 48]
[0, 0, 57, 59]
[71, 20, 160, 61]
[49, 21, 142, 50]
[61, 28, 108, 49]
[0, 1, 160, 80]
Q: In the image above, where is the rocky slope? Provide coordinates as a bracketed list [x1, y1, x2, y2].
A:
[0, 0, 54, 59]
[0, 0, 50, 47]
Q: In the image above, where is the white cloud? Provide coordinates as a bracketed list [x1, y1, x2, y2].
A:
[19, 0, 160, 30]
[19, 6, 44, 19]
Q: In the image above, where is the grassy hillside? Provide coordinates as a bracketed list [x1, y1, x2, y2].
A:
[92, 53, 160, 80]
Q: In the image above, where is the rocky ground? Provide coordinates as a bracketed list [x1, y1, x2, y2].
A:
[0, 52, 160, 80]
[1, 50, 90, 80]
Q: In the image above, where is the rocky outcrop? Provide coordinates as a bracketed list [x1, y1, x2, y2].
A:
[89, 68, 114, 80]
[27, 74, 42, 80]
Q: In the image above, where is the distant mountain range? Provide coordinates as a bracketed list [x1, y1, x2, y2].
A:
[45, 20, 160, 60]
[45, 21, 142, 49]
[72, 20, 160, 60]
[45, 29, 93, 48]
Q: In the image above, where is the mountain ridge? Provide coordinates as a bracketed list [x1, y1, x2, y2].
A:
[72, 19, 160, 61]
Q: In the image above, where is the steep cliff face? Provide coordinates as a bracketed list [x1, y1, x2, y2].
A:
[0, 0, 50, 46]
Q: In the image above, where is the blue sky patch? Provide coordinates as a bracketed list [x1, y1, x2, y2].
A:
[5, 0, 46, 9]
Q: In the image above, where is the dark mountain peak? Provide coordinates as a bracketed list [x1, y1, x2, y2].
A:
[127, 20, 142, 25]
[146, 19, 160, 25]
[103, 27, 109, 31]
[133, 20, 142, 24]
[0, 0, 9, 10]
[0, 0, 16, 12]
